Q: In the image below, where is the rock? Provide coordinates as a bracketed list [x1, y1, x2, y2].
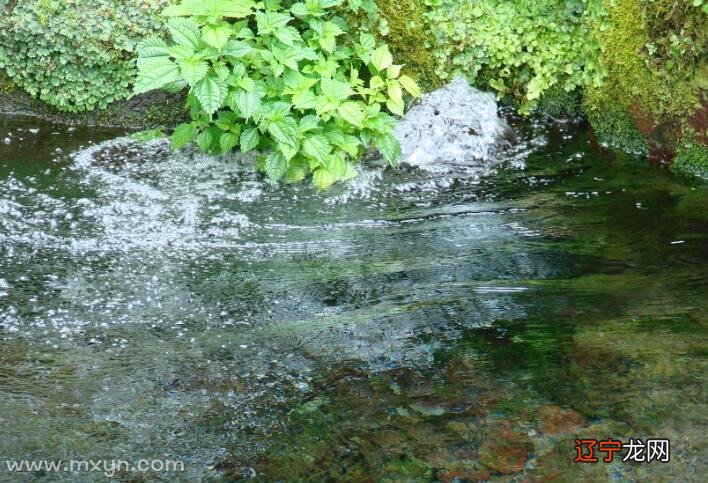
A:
[395, 77, 515, 170]
[478, 426, 533, 474]
[537, 405, 584, 434]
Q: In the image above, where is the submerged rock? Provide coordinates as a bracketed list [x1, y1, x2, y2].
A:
[395, 77, 515, 170]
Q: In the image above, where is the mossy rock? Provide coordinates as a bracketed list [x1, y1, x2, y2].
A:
[373, 0, 443, 92]
[671, 142, 708, 179]
[0, 70, 186, 129]
[583, 0, 706, 161]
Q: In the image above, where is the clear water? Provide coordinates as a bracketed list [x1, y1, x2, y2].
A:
[0, 113, 706, 482]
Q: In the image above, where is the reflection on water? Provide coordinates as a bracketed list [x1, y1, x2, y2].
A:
[0, 114, 706, 481]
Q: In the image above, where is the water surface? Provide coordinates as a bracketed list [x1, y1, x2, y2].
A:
[0, 114, 706, 481]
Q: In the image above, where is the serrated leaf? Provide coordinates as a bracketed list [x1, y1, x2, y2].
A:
[376, 133, 402, 166]
[386, 83, 404, 116]
[168, 18, 202, 49]
[171, 123, 197, 148]
[220, 131, 240, 152]
[179, 58, 209, 86]
[268, 117, 299, 147]
[265, 152, 287, 181]
[292, 90, 318, 109]
[202, 23, 232, 49]
[136, 37, 169, 59]
[163, 0, 254, 18]
[372, 45, 393, 71]
[312, 168, 335, 189]
[320, 77, 353, 100]
[299, 115, 320, 132]
[240, 127, 260, 152]
[302, 135, 331, 164]
[386, 64, 402, 79]
[193, 76, 227, 114]
[133, 57, 181, 94]
[222, 40, 254, 59]
[256, 11, 292, 35]
[231, 90, 262, 119]
[196, 129, 213, 151]
[337, 102, 365, 127]
[398, 75, 421, 97]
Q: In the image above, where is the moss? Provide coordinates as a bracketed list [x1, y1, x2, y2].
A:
[583, 0, 706, 158]
[374, 0, 442, 92]
[0, 69, 17, 94]
[671, 142, 708, 179]
[536, 85, 583, 119]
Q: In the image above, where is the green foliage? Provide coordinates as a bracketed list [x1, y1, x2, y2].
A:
[583, 0, 706, 153]
[0, 0, 169, 112]
[671, 142, 708, 178]
[134, 0, 420, 188]
[423, 0, 609, 114]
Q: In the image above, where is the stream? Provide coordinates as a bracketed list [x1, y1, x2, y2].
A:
[0, 100, 706, 481]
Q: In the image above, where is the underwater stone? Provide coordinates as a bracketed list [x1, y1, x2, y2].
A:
[395, 77, 515, 170]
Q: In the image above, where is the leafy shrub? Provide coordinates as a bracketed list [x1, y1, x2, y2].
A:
[134, 0, 421, 188]
[0, 0, 169, 112]
[423, 0, 609, 113]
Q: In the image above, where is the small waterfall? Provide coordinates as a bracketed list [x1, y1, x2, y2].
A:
[395, 77, 515, 171]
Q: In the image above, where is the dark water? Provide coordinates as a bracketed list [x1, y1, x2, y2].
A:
[0, 114, 706, 482]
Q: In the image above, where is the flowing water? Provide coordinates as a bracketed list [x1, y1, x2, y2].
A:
[0, 103, 706, 482]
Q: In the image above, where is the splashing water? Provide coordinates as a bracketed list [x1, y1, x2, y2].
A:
[395, 77, 516, 171]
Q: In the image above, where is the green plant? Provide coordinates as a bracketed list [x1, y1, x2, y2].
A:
[133, 0, 420, 188]
[423, 0, 609, 114]
[0, 0, 169, 112]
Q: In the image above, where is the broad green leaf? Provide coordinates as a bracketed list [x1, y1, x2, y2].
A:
[312, 168, 335, 189]
[337, 102, 365, 127]
[202, 23, 232, 49]
[196, 129, 213, 151]
[167, 18, 202, 50]
[386, 83, 404, 116]
[369, 76, 385, 90]
[136, 37, 169, 59]
[386, 64, 401, 79]
[222, 40, 254, 59]
[274, 26, 301, 46]
[320, 77, 353, 100]
[220, 131, 240, 152]
[179, 58, 209, 86]
[171, 123, 197, 148]
[231, 90, 262, 119]
[290, 3, 309, 17]
[299, 115, 320, 132]
[398, 75, 422, 97]
[134, 57, 181, 94]
[372, 45, 393, 71]
[285, 162, 308, 183]
[376, 133, 402, 166]
[292, 90, 318, 109]
[193, 76, 228, 114]
[256, 12, 291, 35]
[302, 135, 331, 164]
[320, 0, 345, 8]
[268, 117, 299, 147]
[218, 0, 255, 18]
[163, 0, 254, 18]
[240, 127, 260, 152]
[279, 141, 299, 160]
[265, 152, 287, 181]
[215, 110, 239, 130]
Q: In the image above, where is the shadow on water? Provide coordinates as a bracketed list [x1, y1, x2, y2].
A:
[0, 114, 706, 481]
